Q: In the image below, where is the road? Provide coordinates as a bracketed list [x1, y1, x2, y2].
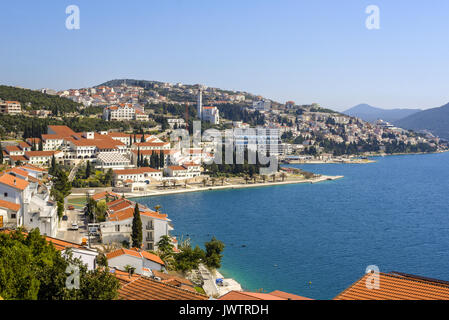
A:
[56, 206, 87, 244]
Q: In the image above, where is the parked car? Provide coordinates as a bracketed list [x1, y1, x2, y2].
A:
[68, 205, 75, 210]
[70, 223, 79, 231]
[62, 215, 68, 221]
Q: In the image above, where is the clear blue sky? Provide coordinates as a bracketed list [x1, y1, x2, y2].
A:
[1, 0, 449, 111]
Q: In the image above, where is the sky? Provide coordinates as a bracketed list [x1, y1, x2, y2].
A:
[1, 1, 449, 111]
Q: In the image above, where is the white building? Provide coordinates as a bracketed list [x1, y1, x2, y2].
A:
[106, 248, 165, 275]
[0, 100, 22, 114]
[113, 167, 162, 186]
[100, 199, 174, 251]
[0, 169, 58, 237]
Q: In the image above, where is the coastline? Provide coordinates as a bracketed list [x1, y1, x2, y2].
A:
[124, 175, 344, 199]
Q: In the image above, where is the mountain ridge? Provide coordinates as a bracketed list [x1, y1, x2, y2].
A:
[343, 104, 421, 123]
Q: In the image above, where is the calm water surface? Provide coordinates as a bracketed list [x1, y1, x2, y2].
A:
[135, 152, 449, 299]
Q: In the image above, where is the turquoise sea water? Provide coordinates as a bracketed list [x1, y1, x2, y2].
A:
[134, 152, 449, 299]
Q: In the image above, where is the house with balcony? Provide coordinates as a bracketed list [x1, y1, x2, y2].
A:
[99, 198, 175, 251]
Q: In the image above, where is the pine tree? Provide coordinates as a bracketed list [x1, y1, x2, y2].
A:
[131, 203, 142, 248]
[0, 142, 3, 164]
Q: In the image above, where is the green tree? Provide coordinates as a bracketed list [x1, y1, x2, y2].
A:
[131, 203, 142, 248]
[85, 161, 91, 179]
[157, 235, 174, 262]
[204, 237, 225, 269]
[0, 229, 119, 300]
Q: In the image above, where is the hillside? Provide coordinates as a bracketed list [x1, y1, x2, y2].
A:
[344, 104, 420, 123]
[395, 102, 449, 140]
[0, 85, 82, 114]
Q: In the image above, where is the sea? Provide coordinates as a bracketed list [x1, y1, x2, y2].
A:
[134, 152, 449, 299]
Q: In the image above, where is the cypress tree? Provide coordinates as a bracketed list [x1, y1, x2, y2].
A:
[85, 160, 91, 179]
[0, 142, 3, 164]
[160, 153, 164, 168]
[131, 203, 142, 248]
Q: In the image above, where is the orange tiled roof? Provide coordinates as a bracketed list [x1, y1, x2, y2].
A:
[334, 272, 449, 300]
[9, 155, 28, 162]
[106, 248, 164, 265]
[168, 165, 186, 171]
[117, 276, 207, 300]
[0, 199, 20, 211]
[114, 167, 161, 175]
[151, 270, 194, 287]
[4, 145, 21, 153]
[108, 206, 168, 222]
[47, 125, 76, 137]
[25, 151, 61, 158]
[219, 290, 312, 300]
[7, 167, 29, 178]
[0, 173, 29, 190]
[91, 191, 120, 201]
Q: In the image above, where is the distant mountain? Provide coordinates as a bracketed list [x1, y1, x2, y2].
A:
[394, 102, 449, 140]
[343, 104, 420, 123]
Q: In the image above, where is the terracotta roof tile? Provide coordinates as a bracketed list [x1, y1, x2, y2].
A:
[334, 272, 449, 300]
[117, 276, 208, 300]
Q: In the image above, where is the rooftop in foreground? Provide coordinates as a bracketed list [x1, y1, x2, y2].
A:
[334, 271, 449, 300]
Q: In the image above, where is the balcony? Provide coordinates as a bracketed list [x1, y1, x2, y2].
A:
[146, 237, 154, 242]
[145, 224, 154, 230]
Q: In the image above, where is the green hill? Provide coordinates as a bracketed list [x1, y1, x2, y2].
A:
[0, 85, 82, 114]
[395, 102, 449, 140]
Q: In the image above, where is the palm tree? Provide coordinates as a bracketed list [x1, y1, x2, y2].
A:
[270, 173, 276, 182]
[280, 172, 287, 182]
[202, 177, 208, 187]
[244, 175, 250, 184]
[154, 205, 161, 212]
[184, 180, 188, 188]
[262, 175, 267, 183]
[252, 174, 258, 184]
[172, 180, 177, 188]
[211, 178, 217, 186]
[162, 180, 168, 189]
[220, 177, 225, 186]
[124, 265, 136, 276]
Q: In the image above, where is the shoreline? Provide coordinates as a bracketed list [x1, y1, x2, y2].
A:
[283, 149, 448, 165]
[124, 175, 344, 199]
[68, 176, 344, 199]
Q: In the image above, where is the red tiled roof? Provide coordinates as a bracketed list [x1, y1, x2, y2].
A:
[47, 125, 76, 137]
[114, 167, 161, 175]
[334, 272, 449, 300]
[91, 191, 120, 201]
[117, 276, 208, 300]
[106, 248, 164, 266]
[0, 173, 29, 190]
[0, 199, 20, 211]
[219, 290, 312, 300]
[25, 151, 61, 158]
[168, 165, 186, 171]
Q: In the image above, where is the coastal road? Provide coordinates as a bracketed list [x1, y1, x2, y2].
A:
[56, 207, 87, 244]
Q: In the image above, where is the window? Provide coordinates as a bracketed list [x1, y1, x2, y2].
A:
[115, 225, 120, 232]
[4, 193, 7, 197]
[11, 213, 16, 219]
